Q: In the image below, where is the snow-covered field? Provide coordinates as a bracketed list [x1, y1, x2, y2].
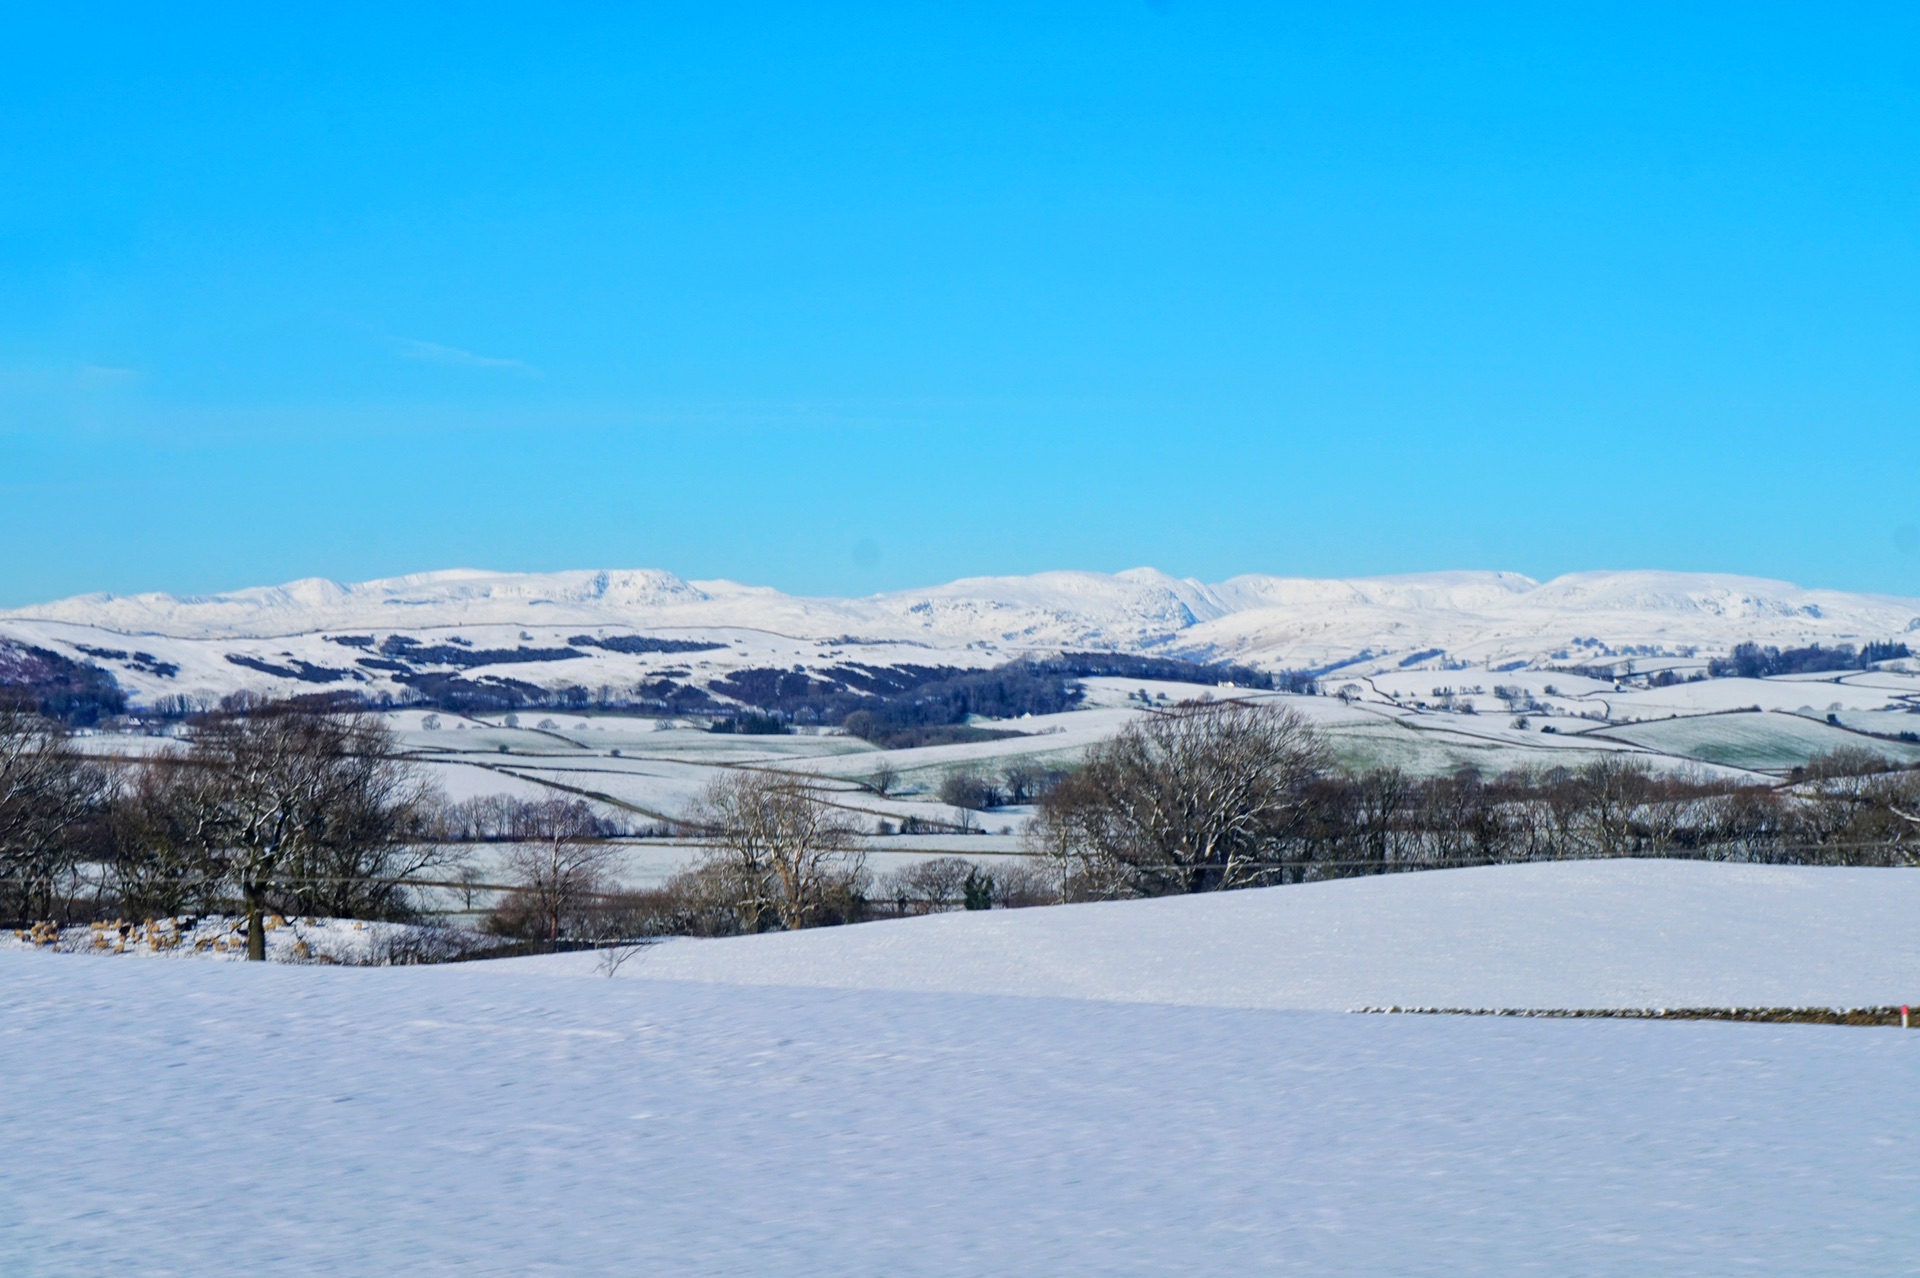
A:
[4, 861, 1918, 1275]
[546, 860, 1920, 1011]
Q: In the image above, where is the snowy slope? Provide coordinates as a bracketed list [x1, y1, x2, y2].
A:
[5, 893, 1918, 1274]
[5, 564, 1917, 718]
[0, 566, 1232, 647]
[6, 564, 1915, 653]
[1185, 568, 1920, 668]
[547, 860, 1920, 1010]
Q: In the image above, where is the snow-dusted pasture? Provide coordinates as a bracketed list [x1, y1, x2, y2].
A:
[1310, 709, 1682, 778]
[50, 662, 1919, 909]
[1588, 711, 1920, 772]
[347, 675, 1920, 824]
[5, 860, 1918, 1275]
[63, 672, 1918, 898]
[1607, 673, 1915, 717]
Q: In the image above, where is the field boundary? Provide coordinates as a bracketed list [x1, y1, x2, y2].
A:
[1357, 1004, 1919, 1027]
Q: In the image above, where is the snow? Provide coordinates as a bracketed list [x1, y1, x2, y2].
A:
[1605, 674, 1914, 717]
[5, 860, 1920, 1273]
[1591, 711, 1920, 771]
[6, 565, 1916, 667]
[0, 914, 495, 964]
[540, 860, 1920, 1011]
[12, 565, 1920, 1268]
[1184, 568, 1920, 668]
[415, 758, 564, 804]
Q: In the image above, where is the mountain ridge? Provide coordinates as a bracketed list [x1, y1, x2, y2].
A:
[3, 565, 1917, 710]
[6, 565, 1915, 646]
[3, 568, 1920, 660]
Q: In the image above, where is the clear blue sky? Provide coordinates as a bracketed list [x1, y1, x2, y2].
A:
[4, 3, 1918, 605]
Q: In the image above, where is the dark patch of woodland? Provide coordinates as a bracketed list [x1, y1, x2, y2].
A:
[377, 635, 585, 668]
[344, 671, 722, 717]
[707, 666, 886, 724]
[849, 723, 1022, 748]
[224, 653, 357, 684]
[1709, 641, 1912, 679]
[387, 670, 583, 713]
[567, 634, 728, 655]
[0, 641, 126, 726]
[707, 710, 792, 735]
[826, 653, 1308, 746]
[702, 652, 1305, 740]
[839, 664, 1083, 746]
[1037, 651, 1284, 688]
[74, 644, 180, 678]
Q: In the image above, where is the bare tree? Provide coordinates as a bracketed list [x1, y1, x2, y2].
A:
[988, 858, 1060, 908]
[1563, 756, 1658, 857]
[159, 710, 329, 960]
[937, 767, 1002, 810]
[155, 706, 444, 959]
[868, 761, 900, 798]
[1001, 760, 1062, 805]
[1825, 766, 1920, 856]
[280, 725, 449, 921]
[106, 754, 220, 920]
[694, 771, 862, 930]
[1030, 699, 1326, 895]
[878, 855, 977, 914]
[498, 798, 619, 944]
[0, 710, 109, 925]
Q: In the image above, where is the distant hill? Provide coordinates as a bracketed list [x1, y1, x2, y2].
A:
[1, 566, 1915, 712]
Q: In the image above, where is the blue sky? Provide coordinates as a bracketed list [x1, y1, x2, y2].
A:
[4, 3, 1918, 605]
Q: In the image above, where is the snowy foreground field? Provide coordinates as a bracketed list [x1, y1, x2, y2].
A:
[562, 860, 1920, 1011]
[6, 861, 1920, 1274]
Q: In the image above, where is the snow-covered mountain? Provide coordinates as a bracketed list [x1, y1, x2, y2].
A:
[6, 565, 1916, 652]
[3, 566, 1916, 709]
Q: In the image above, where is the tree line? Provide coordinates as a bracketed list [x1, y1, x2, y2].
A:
[579, 702, 1920, 942]
[1030, 699, 1920, 899]
[1707, 640, 1912, 679]
[0, 704, 457, 955]
[0, 699, 998, 951]
[9, 695, 1920, 954]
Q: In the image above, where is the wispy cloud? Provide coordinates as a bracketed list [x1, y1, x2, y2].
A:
[0, 362, 139, 392]
[392, 337, 542, 377]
